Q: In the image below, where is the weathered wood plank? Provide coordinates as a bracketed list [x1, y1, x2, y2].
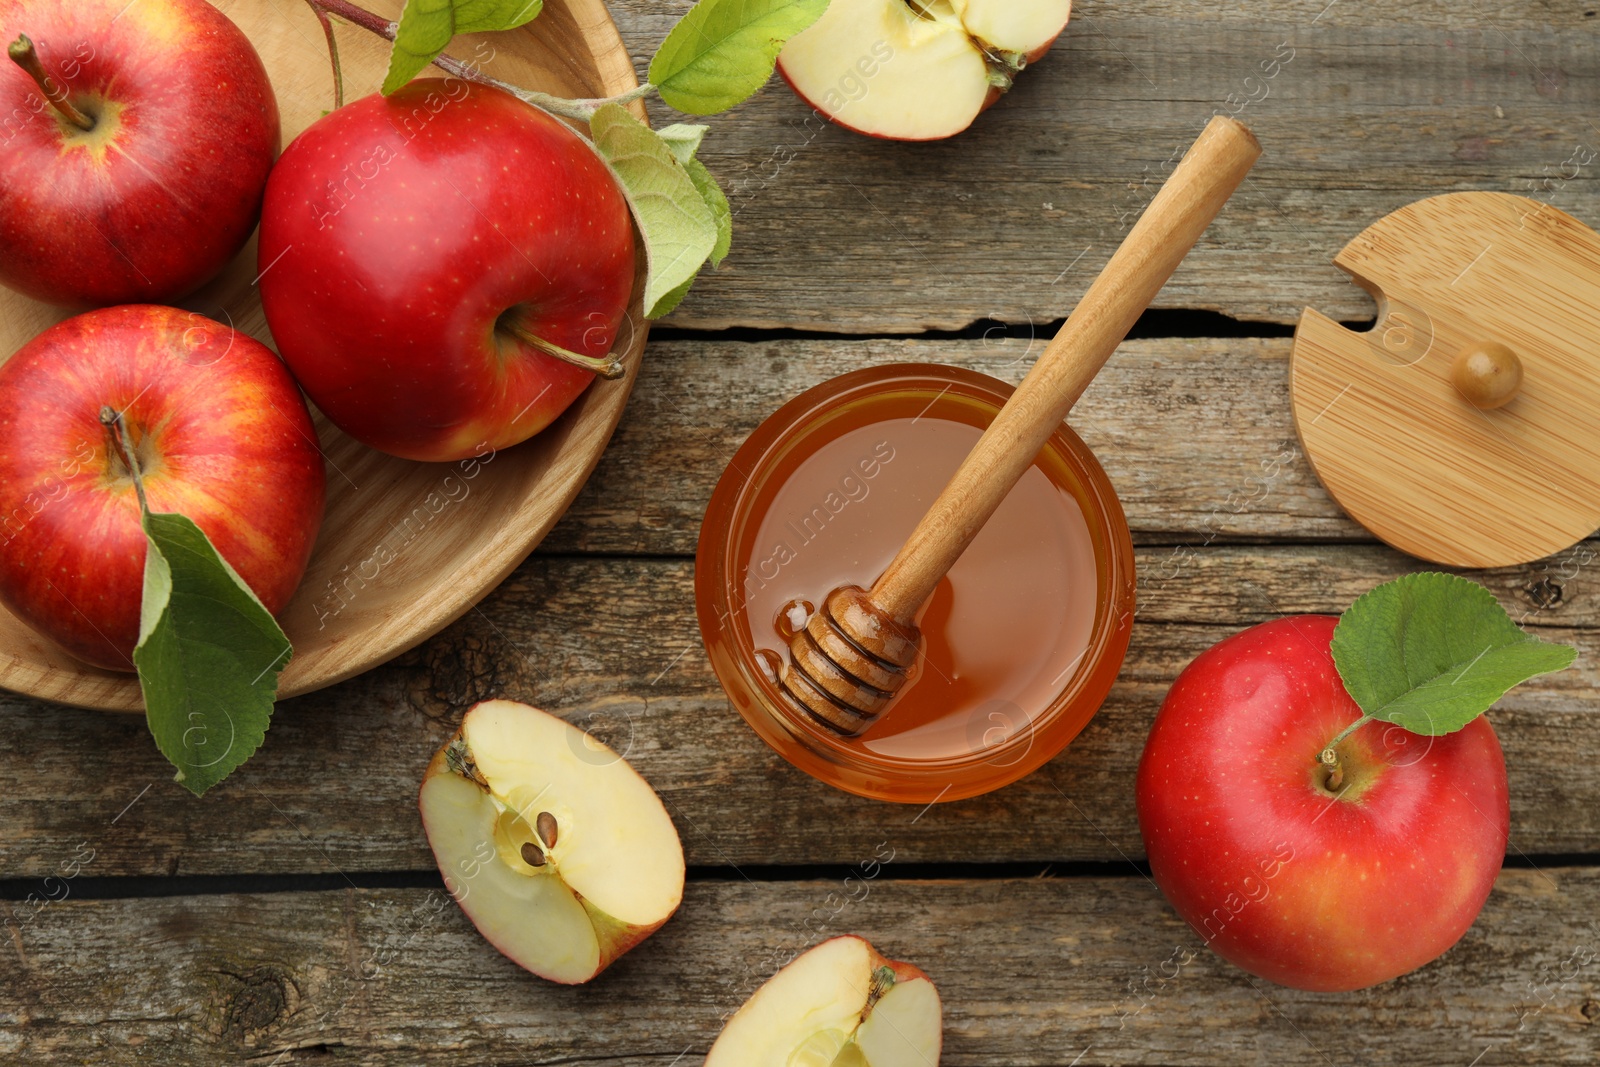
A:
[580, 0, 1600, 331]
[3, 871, 1597, 1065]
[1, 545, 1593, 878]
[547, 336, 1332, 556]
[539, 336, 1598, 555]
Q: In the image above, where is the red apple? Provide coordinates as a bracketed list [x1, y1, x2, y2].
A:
[257, 80, 636, 463]
[0, 0, 279, 307]
[777, 0, 1072, 141]
[1136, 615, 1509, 992]
[0, 304, 326, 671]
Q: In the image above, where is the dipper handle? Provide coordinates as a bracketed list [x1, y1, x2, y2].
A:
[870, 116, 1261, 621]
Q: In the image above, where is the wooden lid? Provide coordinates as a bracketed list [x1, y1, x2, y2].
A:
[1291, 192, 1600, 568]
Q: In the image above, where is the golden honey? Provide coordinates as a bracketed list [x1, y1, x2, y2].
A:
[696, 364, 1135, 803]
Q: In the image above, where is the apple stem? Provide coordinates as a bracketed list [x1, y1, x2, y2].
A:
[303, 0, 656, 120]
[1319, 749, 1344, 791]
[100, 406, 150, 516]
[304, 2, 345, 110]
[1318, 713, 1373, 791]
[8, 35, 94, 132]
[499, 318, 626, 380]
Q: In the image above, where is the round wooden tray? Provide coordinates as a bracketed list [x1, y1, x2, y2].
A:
[0, 0, 649, 711]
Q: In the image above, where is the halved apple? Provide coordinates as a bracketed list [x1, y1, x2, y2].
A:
[707, 935, 944, 1066]
[777, 0, 1073, 141]
[418, 700, 685, 984]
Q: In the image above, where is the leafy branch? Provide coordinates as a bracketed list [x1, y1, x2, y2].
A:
[303, 0, 830, 317]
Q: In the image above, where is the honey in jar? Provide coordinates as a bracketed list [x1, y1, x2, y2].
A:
[696, 364, 1135, 803]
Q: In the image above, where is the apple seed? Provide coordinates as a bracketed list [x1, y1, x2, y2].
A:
[536, 810, 558, 848]
[520, 841, 546, 867]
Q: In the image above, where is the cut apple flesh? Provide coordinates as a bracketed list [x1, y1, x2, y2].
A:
[778, 0, 1072, 141]
[707, 935, 943, 1066]
[419, 700, 685, 984]
[957, 0, 1074, 54]
[421, 773, 602, 980]
[857, 977, 942, 1065]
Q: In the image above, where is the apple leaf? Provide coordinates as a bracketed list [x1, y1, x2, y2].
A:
[650, 271, 700, 319]
[135, 512, 292, 796]
[656, 123, 710, 165]
[654, 125, 731, 266]
[649, 0, 832, 115]
[1330, 572, 1576, 736]
[384, 0, 544, 95]
[590, 103, 719, 318]
[685, 158, 733, 266]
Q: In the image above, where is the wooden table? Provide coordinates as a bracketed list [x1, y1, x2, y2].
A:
[3, 2, 1597, 1063]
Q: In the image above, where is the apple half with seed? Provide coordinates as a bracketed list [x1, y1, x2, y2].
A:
[707, 936, 943, 1066]
[419, 700, 685, 984]
[777, 0, 1072, 140]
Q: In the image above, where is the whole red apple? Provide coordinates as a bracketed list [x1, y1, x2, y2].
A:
[257, 80, 636, 463]
[1136, 615, 1509, 992]
[0, 305, 326, 671]
[0, 0, 279, 307]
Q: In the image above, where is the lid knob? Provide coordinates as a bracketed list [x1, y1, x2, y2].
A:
[1452, 341, 1523, 409]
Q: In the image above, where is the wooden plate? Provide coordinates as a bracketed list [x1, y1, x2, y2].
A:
[0, 0, 650, 711]
[1291, 193, 1600, 569]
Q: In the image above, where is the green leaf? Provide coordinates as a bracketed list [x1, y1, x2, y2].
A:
[685, 158, 732, 266]
[384, 0, 544, 95]
[650, 126, 732, 266]
[656, 124, 710, 165]
[650, 270, 700, 319]
[589, 103, 719, 318]
[1330, 572, 1577, 736]
[135, 512, 292, 796]
[648, 0, 832, 115]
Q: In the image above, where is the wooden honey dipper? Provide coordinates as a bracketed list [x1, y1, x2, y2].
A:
[779, 115, 1262, 736]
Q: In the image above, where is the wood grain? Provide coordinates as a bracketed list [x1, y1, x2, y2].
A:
[0, 0, 650, 711]
[3, 872, 1597, 1065]
[585, 0, 1600, 333]
[1, 4, 1595, 1065]
[872, 117, 1260, 621]
[0, 544, 1592, 879]
[543, 336, 1377, 556]
[1292, 192, 1600, 568]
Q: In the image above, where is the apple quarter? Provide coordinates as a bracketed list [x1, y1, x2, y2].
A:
[419, 700, 685, 984]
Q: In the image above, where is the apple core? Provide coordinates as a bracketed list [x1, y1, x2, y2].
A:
[419, 701, 685, 984]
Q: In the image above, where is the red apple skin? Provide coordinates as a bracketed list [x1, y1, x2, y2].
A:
[0, 305, 326, 671]
[257, 80, 635, 463]
[1136, 615, 1509, 992]
[0, 0, 279, 307]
